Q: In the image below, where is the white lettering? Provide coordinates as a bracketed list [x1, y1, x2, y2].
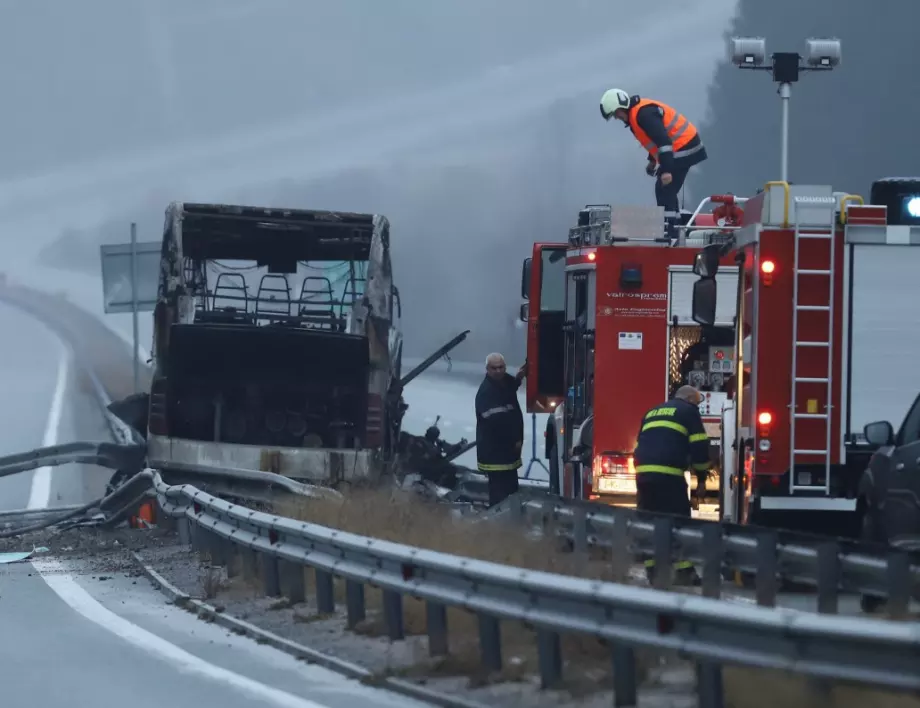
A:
[606, 291, 668, 301]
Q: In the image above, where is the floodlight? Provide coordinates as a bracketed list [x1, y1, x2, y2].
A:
[804, 38, 841, 68]
[730, 37, 766, 67]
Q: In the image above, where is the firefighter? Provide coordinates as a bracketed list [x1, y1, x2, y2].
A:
[633, 384, 710, 585]
[475, 353, 527, 507]
[599, 89, 708, 241]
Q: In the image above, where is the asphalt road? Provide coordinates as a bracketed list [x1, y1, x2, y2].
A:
[0, 298, 113, 513]
[1, 560, 429, 708]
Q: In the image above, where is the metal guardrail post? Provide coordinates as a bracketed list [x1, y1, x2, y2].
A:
[315, 569, 335, 614]
[279, 561, 305, 603]
[755, 531, 778, 607]
[225, 542, 239, 578]
[383, 590, 405, 641]
[652, 517, 673, 590]
[536, 630, 563, 689]
[816, 542, 839, 614]
[242, 546, 258, 579]
[697, 662, 725, 708]
[478, 615, 503, 673]
[700, 524, 723, 598]
[612, 645, 638, 707]
[697, 523, 725, 708]
[887, 550, 911, 619]
[610, 513, 631, 581]
[178, 517, 191, 545]
[572, 507, 588, 554]
[345, 580, 365, 629]
[261, 555, 281, 597]
[209, 532, 228, 567]
[426, 602, 449, 657]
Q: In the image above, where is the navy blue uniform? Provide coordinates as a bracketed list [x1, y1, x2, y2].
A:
[633, 397, 710, 581]
[475, 373, 524, 506]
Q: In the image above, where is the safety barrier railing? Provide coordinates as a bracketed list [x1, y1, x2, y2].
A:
[155, 471, 920, 707]
[486, 490, 920, 618]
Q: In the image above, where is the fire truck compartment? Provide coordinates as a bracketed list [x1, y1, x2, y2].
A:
[848, 244, 920, 435]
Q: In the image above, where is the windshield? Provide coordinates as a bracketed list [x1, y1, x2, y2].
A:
[540, 248, 566, 311]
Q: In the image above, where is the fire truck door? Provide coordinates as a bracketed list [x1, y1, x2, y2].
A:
[523, 245, 567, 412]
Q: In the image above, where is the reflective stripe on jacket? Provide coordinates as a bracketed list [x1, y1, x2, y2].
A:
[633, 398, 710, 477]
[627, 98, 699, 160]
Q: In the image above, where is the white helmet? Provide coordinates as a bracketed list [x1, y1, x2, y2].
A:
[600, 88, 631, 120]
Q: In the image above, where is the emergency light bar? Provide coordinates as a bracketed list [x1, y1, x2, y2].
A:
[870, 177, 920, 226]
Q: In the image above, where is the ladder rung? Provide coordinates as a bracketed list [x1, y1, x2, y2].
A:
[795, 377, 828, 383]
[797, 233, 834, 240]
[793, 449, 829, 455]
[798, 269, 831, 275]
[790, 485, 828, 491]
[796, 341, 829, 347]
[795, 305, 830, 311]
[793, 413, 828, 419]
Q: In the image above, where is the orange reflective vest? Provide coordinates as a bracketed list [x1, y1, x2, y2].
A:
[627, 98, 698, 160]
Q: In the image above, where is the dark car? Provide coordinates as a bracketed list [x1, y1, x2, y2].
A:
[857, 394, 920, 611]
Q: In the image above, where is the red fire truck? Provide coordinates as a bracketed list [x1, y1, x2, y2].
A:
[689, 178, 920, 536]
[520, 196, 745, 511]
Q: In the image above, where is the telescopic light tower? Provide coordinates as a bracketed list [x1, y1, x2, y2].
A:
[729, 37, 841, 182]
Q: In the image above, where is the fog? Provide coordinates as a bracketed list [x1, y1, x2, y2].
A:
[698, 0, 920, 199]
[3, 0, 737, 362]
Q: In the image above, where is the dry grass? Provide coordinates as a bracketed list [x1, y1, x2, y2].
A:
[274, 487, 669, 691]
[723, 668, 920, 708]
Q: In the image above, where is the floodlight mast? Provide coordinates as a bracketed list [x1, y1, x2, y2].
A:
[729, 37, 841, 182]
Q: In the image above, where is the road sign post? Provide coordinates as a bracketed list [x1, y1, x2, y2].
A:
[99, 229, 160, 393]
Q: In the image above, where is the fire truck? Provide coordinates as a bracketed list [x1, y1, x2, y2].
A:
[520, 196, 745, 511]
[689, 178, 920, 535]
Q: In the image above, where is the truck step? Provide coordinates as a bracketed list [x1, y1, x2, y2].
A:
[794, 377, 829, 383]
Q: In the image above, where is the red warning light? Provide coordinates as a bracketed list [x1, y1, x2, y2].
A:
[715, 350, 724, 360]
[761, 260, 776, 274]
[587, 251, 596, 261]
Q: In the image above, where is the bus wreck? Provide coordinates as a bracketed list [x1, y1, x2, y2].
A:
[108, 201, 469, 487]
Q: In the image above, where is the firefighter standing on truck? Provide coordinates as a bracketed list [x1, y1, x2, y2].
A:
[633, 385, 710, 586]
[475, 353, 527, 507]
[598, 89, 708, 241]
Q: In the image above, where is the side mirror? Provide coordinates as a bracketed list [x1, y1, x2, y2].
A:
[864, 420, 895, 447]
[519, 302, 529, 322]
[691, 277, 717, 326]
[521, 257, 532, 300]
[693, 243, 722, 277]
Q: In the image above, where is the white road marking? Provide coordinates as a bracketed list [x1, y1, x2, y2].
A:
[36, 566, 335, 708]
[27, 347, 69, 509]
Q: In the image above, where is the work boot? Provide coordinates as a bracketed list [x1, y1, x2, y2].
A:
[674, 566, 702, 587]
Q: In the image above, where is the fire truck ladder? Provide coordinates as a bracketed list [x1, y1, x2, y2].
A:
[789, 197, 838, 496]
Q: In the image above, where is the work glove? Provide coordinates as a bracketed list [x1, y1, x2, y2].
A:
[645, 159, 658, 177]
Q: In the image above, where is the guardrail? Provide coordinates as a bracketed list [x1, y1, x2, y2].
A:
[488, 490, 920, 618]
[154, 470, 920, 707]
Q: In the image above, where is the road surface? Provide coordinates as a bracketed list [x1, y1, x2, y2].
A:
[0, 299, 113, 512]
[1, 559, 430, 708]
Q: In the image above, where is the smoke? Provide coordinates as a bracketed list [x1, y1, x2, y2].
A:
[18, 1, 735, 363]
[695, 0, 920, 200]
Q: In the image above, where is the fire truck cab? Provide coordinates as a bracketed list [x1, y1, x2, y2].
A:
[521, 197, 744, 511]
[690, 178, 920, 536]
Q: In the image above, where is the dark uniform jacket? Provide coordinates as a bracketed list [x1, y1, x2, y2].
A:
[633, 398, 710, 477]
[475, 373, 524, 472]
